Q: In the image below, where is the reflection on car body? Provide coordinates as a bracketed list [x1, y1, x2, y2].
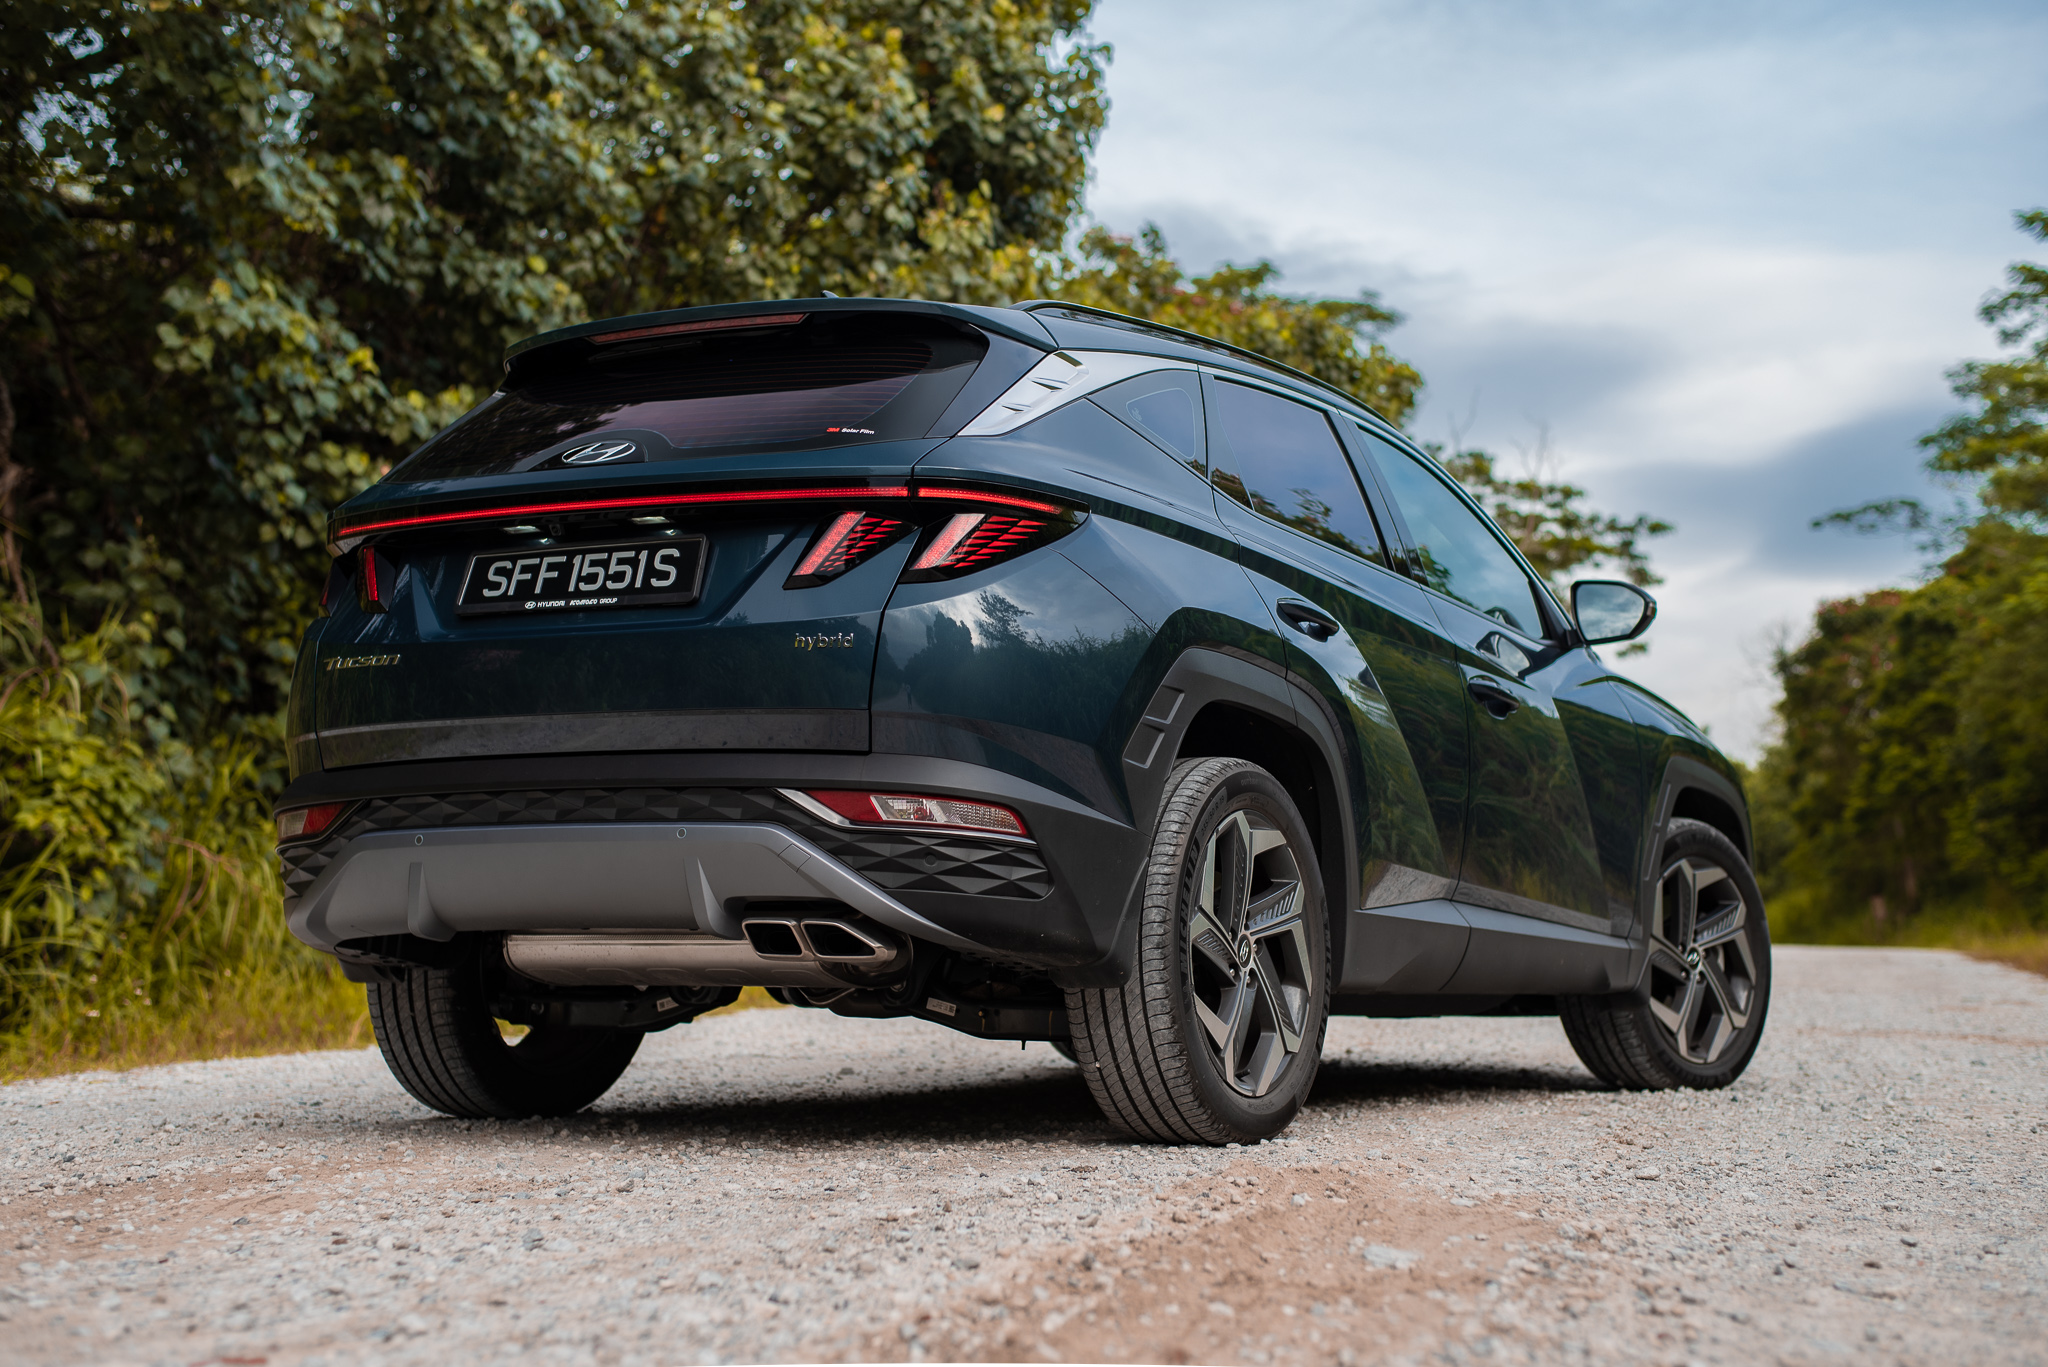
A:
[276, 297, 1771, 1140]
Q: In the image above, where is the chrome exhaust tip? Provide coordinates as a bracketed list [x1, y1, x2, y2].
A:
[505, 914, 907, 990]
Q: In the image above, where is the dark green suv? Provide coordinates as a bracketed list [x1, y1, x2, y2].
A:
[276, 298, 1770, 1143]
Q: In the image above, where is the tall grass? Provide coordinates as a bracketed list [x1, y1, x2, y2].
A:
[0, 604, 364, 1080]
[1768, 884, 2048, 980]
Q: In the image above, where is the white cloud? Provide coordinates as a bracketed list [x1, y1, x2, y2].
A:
[1079, 0, 2046, 757]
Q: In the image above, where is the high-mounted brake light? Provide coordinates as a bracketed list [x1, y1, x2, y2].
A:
[276, 802, 349, 846]
[803, 790, 1029, 838]
[909, 514, 1048, 575]
[590, 312, 806, 345]
[786, 512, 909, 588]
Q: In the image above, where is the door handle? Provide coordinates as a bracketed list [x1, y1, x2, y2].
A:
[1277, 601, 1339, 642]
[1467, 676, 1521, 719]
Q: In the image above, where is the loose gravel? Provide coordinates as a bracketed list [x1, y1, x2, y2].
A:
[1, 946, 2042, 1365]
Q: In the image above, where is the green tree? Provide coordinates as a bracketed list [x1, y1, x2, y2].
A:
[1757, 207, 2048, 937]
[1036, 225, 1669, 586]
[0, 0, 1106, 738]
[1040, 224, 1423, 424]
[1923, 209, 2048, 521]
[1437, 449, 1671, 587]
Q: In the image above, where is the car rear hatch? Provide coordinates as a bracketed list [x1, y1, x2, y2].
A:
[309, 305, 1054, 769]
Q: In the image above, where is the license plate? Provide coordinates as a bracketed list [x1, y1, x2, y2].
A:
[455, 536, 707, 616]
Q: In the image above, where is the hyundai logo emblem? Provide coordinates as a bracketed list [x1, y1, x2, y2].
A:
[558, 439, 639, 465]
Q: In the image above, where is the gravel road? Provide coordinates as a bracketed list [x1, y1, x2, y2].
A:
[1, 945, 2043, 1366]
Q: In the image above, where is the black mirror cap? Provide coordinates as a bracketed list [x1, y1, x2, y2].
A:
[1571, 579, 1658, 644]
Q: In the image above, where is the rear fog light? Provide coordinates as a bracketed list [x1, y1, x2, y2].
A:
[805, 790, 1028, 838]
[276, 802, 348, 845]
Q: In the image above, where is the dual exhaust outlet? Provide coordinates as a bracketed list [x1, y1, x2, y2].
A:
[503, 914, 907, 991]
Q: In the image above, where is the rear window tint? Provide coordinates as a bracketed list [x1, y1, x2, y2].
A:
[1209, 380, 1388, 566]
[388, 314, 986, 482]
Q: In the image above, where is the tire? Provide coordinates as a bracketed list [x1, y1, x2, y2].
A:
[1066, 757, 1330, 1144]
[366, 952, 642, 1119]
[1560, 818, 1772, 1090]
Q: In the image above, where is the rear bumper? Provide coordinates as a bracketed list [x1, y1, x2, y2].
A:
[275, 751, 1146, 977]
[287, 822, 987, 956]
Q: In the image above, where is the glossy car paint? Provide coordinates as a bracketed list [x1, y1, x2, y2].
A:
[280, 296, 1752, 1019]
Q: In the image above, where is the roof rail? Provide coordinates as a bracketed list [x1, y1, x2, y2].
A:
[1007, 298, 1386, 422]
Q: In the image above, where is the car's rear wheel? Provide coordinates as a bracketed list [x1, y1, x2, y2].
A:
[1066, 757, 1330, 1144]
[366, 952, 642, 1119]
[1560, 818, 1771, 1090]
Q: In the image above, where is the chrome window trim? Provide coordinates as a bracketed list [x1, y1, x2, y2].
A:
[954, 351, 1190, 437]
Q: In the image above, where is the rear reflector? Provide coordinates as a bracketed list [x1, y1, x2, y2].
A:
[786, 511, 909, 588]
[908, 514, 1048, 575]
[806, 790, 1029, 838]
[276, 802, 349, 845]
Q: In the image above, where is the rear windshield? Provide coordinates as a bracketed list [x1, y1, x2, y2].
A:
[386, 313, 986, 482]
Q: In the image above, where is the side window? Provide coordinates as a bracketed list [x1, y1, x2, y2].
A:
[1209, 380, 1389, 566]
[1362, 431, 1549, 638]
[1090, 371, 1207, 476]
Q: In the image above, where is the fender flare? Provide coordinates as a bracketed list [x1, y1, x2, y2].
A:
[1612, 755, 1756, 996]
[1062, 644, 1358, 988]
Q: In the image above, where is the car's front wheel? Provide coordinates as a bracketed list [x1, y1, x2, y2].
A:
[1067, 757, 1330, 1144]
[366, 951, 642, 1119]
[1560, 817, 1772, 1089]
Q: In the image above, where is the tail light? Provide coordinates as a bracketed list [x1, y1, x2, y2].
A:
[784, 512, 910, 588]
[902, 514, 1050, 580]
[801, 790, 1029, 838]
[357, 547, 393, 614]
[276, 802, 350, 845]
[319, 557, 350, 617]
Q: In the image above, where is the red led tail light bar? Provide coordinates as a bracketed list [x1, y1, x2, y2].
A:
[916, 485, 1065, 515]
[331, 483, 1068, 545]
[333, 486, 912, 542]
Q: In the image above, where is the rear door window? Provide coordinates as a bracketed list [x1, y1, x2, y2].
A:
[1361, 432, 1550, 637]
[1208, 379, 1389, 566]
[388, 313, 986, 481]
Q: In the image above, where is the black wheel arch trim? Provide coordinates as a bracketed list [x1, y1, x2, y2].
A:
[1612, 755, 1758, 998]
[1070, 644, 1357, 990]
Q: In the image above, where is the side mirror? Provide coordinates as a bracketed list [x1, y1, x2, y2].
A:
[1571, 579, 1657, 645]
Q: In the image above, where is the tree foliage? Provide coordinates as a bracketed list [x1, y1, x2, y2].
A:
[1923, 209, 2048, 522]
[1040, 224, 1423, 425]
[0, 0, 1107, 738]
[1757, 208, 2048, 936]
[1437, 449, 1671, 587]
[0, 4, 1688, 1061]
[1032, 227, 1669, 585]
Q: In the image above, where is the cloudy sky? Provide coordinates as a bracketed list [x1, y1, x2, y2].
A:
[1077, 0, 2048, 758]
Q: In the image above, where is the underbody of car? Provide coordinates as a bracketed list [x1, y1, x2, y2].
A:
[278, 297, 1771, 1139]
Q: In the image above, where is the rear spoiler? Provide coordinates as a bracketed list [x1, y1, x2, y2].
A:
[503, 297, 1056, 378]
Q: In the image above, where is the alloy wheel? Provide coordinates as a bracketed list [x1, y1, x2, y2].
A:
[1645, 855, 1761, 1066]
[1185, 809, 1315, 1097]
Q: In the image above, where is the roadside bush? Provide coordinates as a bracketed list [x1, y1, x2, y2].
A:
[0, 603, 361, 1077]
